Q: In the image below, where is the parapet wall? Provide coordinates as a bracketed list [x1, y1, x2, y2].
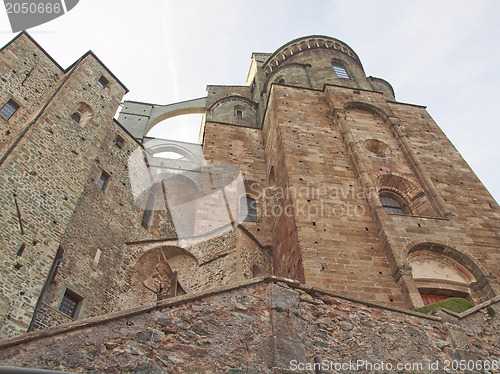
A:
[0, 277, 498, 373]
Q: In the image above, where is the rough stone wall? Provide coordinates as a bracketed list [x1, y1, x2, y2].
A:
[35, 125, 155, 323]
[236, 227, 271, 279]
[0, 33, 63, 154]
[0, 279, 497, 373]
[202, 120, 270, 247]
[0, 35, 126, 338]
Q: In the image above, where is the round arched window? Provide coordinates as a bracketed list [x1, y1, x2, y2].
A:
[380, 191, 410, 215]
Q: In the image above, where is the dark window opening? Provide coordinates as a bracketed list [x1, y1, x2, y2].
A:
[277, 78, 285, 84]
[97, 171, 110, 190]
[71, 112, 81, 123]
[241, 195, 257, 222]
[141, 193, 155, 228]
[331, 62, 350, 79]
[0, 99, 20, 120]
[97, 75, 109, 88]
[380, 192, 410, 215]
[141, 208, 152, 228]
[236, 110, 243, 119]
[59, 289, 83, 318]
[114, 135, 125, 148]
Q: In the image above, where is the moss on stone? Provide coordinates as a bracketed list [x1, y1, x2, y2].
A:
[415, 297, 474, 315]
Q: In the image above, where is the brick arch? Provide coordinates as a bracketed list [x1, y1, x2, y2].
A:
[376, 173, 436, 216]
[376, 173, 421, 201]
[402, 241, 495, 303]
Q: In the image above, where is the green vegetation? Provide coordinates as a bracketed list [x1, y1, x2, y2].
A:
[415, 297, 474, 315]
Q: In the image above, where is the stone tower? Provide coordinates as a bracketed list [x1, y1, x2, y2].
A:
[0, 33, 498, 340]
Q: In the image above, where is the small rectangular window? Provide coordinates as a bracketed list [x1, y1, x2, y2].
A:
[114, 135, 125, 148]
[59, 289, 83, 318]
[97, 75, 109, 88]
[97, 171, 110, 190]
[0, 99, 20, 120]
[332, 62, 350, 79]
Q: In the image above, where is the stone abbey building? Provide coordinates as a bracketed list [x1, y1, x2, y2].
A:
[0, 32, 498, 372]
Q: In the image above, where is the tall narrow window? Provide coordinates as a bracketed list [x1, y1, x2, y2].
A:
[331, 62, 350, 79]
[59, 289, 83, 318]
[0, 99, 20, 120]
[236, 110, 243, 119]
[240, 195, 257, 222]
[97, 171, 110, 190]
[141, 193, 155, 228]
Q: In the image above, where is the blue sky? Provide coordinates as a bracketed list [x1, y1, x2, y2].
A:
[0, 0, 499, 202]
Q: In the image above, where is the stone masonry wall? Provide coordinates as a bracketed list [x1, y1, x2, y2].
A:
[0, 33, 63, 155]
[264, 85, 404, 306]
[0, 278, 497, 373]
[0, 37, 126, 338]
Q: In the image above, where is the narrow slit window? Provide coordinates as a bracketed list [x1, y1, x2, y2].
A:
[331, 62, 350, 79]
[141, 193, 155, 228]
[59, 289, 83, 318]
[236, 110, 243, 119]
[97, 75, 109, 88]
[0, 99, 20, 120]
[97, 171, 110, 190]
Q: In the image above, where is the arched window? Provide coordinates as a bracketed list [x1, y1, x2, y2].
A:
[380, 191, 410, 215]
[240, 195, 257, 222]
[72, 103, 93, 127]
[331, 62, 350, 79]
[236, 110, 243, 119]
[276, 77, 285, 84]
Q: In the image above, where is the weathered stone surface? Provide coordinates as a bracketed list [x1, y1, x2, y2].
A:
[0, 280, 497, 373]
[0, 32, 498, 374]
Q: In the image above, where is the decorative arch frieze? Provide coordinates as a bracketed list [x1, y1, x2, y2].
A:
[263, 35, 363, 76]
